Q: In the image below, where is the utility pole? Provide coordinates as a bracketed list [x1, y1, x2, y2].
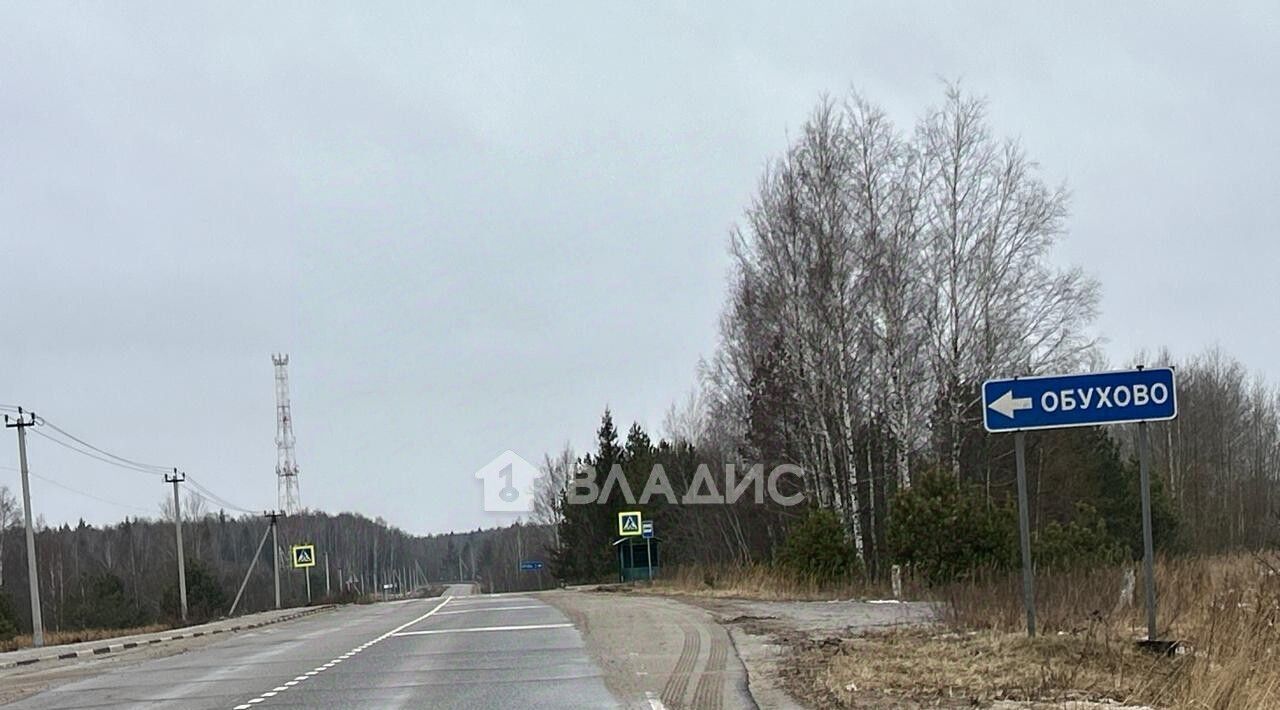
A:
[5, 409, 43, 647]
[325, 553, 331, 597]
[165, 469, 188, 623]
[228, 518, 274, 617]
[265, 510, 282, 609]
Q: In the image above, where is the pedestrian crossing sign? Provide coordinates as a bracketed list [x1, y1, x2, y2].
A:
[291, 544, 316, 568]
[618, 511, 642, 537]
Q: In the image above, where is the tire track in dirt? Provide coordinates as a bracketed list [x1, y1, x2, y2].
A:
[661, 622, 701, 707]
[690, 627, 728, 709]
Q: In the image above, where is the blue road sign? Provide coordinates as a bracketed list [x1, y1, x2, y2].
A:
[519, 560, 544, 571]
[983, 368, 1176, 433]
[641, 520, 654, 539]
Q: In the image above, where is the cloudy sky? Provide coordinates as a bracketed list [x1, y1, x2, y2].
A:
[2, 3, 1276, 535]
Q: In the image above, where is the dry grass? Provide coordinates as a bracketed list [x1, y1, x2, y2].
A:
[648, 562, 922, 601]
[790, 629, 1158, 708]
[0, 624, 170, 653]
[802, 555, 1280, 708]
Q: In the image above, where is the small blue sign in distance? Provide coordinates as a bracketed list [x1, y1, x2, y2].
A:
[983, 368, 1176, 433]
[519, 560, 544, 571]
[641, 520, 654, 539]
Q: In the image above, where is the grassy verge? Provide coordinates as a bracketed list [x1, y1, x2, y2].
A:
[795, 555, 1280, 708]
[0, 624, 170, 653]
[645, 562, 918, 601]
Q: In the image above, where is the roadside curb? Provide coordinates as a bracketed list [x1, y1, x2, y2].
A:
[0, 605, 335, 671]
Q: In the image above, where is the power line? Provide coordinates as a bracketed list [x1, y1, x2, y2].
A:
[13, 409, 261, 517]
[25, 430, 256, 514]
[28, 428, 167, 477]
[28, 470, 157, 515]
[186, 474, 257, 515]
[34, 416, 171, 473]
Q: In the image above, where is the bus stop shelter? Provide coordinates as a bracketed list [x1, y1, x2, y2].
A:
[613, 536, 660, 582]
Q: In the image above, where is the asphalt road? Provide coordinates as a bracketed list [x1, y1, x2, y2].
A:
[5, 585, 619, 709]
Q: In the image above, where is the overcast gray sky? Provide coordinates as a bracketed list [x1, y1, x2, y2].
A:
[2, 2, 1277, 535]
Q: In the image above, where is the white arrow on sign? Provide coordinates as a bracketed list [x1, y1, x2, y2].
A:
[989, 390, 1033, 418]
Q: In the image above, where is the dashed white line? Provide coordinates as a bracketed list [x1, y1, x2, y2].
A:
[228, 595, 453, 709]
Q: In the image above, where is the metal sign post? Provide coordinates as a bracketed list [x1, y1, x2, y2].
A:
[1138, 421, 1157, 641]
[1014, 431, 1035, 637]
[983, 367, 1177, 641]
[642, 521, 655, 582]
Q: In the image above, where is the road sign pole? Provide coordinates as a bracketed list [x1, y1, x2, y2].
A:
[305, 566, 311, 603]
[646, 538, 653, 582]
[1014, 430, 1036, 638]
[1138, 421, 1157, 640]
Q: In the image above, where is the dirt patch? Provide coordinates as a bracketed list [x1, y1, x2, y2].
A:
[778, 627, 1170, 709]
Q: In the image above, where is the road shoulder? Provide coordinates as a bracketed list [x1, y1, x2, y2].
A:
[669, 595, 935, 709]
[540, 589, 756, 710]
[0, 605, 334, 706]
[548, 587, 937, 709]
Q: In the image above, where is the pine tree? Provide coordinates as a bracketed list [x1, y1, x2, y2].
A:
[552, 409, 626, 582]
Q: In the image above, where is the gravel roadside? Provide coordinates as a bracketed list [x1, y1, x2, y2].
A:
[541, 587, 935, 709]
[540, 589, 757, 710]
[674, 596, 936, 709]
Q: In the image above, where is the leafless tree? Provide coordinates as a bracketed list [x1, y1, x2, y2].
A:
[700, 85, 1102, 564]
[0, 485, 15, 586]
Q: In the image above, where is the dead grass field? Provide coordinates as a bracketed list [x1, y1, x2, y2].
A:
[647, 562, 920, 601]
[790, 555, 1280, 708]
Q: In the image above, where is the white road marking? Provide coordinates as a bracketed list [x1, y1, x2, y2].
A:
[435, 605, 543, 615]
[228, 596, 454, 709]
[392, 622, 572, 637]
[645, 691, 668, 709]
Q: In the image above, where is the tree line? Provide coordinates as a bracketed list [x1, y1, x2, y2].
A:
[539, 86, 1280, 583]
[0, 498, 555, 639]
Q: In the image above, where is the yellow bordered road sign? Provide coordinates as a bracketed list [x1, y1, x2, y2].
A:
[618, 511, 642, 537]
[291, 544, 316, 568]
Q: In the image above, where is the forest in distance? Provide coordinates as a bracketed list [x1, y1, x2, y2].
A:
[3, 86, 1279, 640]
